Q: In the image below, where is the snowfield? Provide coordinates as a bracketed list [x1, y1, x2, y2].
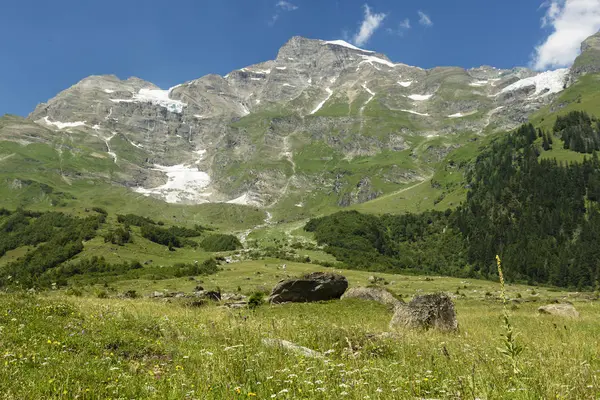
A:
[324, 40, 374, 53]
[400, 109, 430, 116]
[500, 68, 569, 97]
[111, 88, 187, 113]
[42, 117, 87, 130]
[134, 164, 211, 204]
[469, 80, 489, 87]
[310, 88, 333, 114]
[407, 94, 433, 101]
[398, 81, 413, 87]
[359, 55, 396, 69]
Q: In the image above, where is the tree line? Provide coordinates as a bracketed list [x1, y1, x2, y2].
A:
[307, 112, 600, 289]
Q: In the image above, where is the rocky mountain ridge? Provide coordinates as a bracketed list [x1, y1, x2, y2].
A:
[4, 35, 597, 210]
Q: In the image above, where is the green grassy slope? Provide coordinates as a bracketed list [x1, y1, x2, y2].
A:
[0, 261, 597, 399]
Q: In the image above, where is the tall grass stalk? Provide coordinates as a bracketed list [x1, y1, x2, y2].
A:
[496, 254, 524, 375]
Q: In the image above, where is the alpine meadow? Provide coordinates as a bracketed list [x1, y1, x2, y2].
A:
[2, 8, 600, 399]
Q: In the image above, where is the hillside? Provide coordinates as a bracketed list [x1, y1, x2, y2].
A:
[0, 36, 584, 222]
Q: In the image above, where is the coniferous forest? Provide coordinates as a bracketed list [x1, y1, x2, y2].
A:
[307, 112, 600, 289]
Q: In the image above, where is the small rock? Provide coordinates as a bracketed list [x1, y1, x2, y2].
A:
[538, 303, 579, 318]
[262, 338, 322, 358]
[194, 285, 205, 292]
[194, 290, 221, 301]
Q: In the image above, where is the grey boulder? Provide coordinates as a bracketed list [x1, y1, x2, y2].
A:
[342, 287, 403, 308]
[269, 272, 348, 303]
[538, 303, 579, 318]
[390, 293, 458, 332]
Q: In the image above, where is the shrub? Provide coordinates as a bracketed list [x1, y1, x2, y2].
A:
[248, 291, 265, 309]
[117, 214, 156, 226]
[91, 207, 108, 216]
[201, 234, 242, 252]
[103, 227, 132, 246]
[65, 287, 83, 297]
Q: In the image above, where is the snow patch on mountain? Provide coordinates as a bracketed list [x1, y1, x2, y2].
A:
[359, 55, 396, 69]
[42, 117, 87, 130]
[324, 40, 374, 53]
[407, 94, 433, 101]
[398, 81, 413, 87]
[400, 109, 430, 116]
[227, 193, 251, 205]
[134, 164, 211, 204]
[111, 88, 187, 113]
[500, 68, 569, 97]
[310, 88, 333, 114]
[469, 80, 488, 87]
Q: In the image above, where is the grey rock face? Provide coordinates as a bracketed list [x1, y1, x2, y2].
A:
[390, 293, 458, 331]
[269, 272, 349, 303]
[571, 31, 600, 80]
[10, 35, 587, 208]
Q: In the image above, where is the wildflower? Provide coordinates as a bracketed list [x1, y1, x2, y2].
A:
[248, 393, 257, 397]
[235, 387, 242, 394]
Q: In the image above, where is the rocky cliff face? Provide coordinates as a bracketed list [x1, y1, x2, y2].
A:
[571, 31, 600, 80]
[6, 35, 590, 208]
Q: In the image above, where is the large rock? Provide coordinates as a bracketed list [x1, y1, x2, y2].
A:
[342, 287, 403, 308]
[269, 272, 348, 303]
[390, 293, 458, 332]
[538, 303, 579, 318]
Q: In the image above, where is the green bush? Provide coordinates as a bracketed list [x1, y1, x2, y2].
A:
[201, 234, 242, 252]
[248, 291, 265, 309]
[103, 227, 132, 246]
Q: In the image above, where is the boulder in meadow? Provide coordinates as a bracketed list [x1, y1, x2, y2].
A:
[342, 287, 403, 308]
[390, 293, 458, 332]
[538, 303, 579, 318]
[269, 272, 348, 303]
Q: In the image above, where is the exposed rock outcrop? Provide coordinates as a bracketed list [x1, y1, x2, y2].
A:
[269, 272, 348, 303]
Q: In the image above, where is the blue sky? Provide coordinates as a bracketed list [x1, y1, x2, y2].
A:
[2, 0, 600, 116]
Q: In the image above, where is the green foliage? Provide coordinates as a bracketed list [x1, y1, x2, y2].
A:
[116, 214, 157, 227]
[140, 224, 182, 248]
[200, 234, 242, 252]
[248, 291, 265, 309]
[554, 111, 600, 153]
[305, 210, 467, 276]
[103, 226, 132, 246]
[0, 210, 103, 287]
[457, 122, 600, 288]
[496, 256, 524, 375]
[91, 207, 108, 216]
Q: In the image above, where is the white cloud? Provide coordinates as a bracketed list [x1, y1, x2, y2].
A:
[418, 11, 433, 27]
[269, 1, 298, 26]
[276, 1, 298, 11]
[533, 0, 600, 70]
[353, 4, 387, 46]
[386, 18, 411, 36]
